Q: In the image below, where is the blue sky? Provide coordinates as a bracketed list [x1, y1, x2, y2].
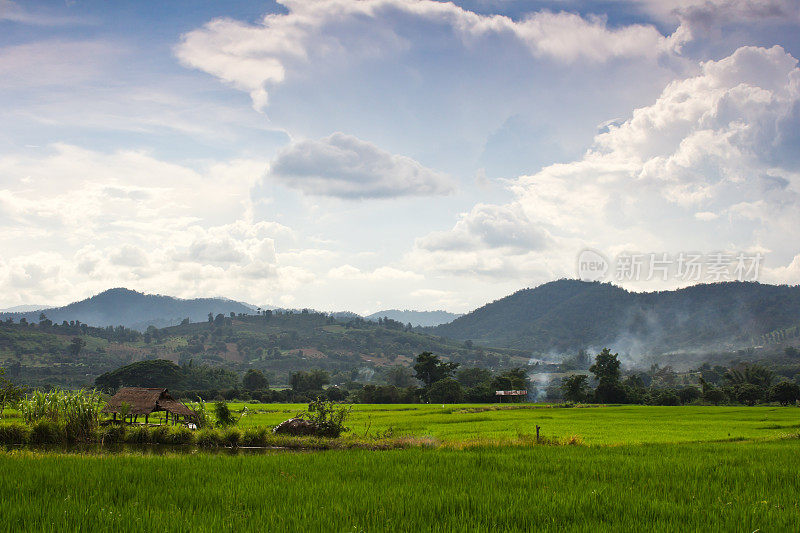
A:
[1, 0, 800, 313]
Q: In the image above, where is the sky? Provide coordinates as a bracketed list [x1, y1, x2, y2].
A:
[1, 0, 800, 314]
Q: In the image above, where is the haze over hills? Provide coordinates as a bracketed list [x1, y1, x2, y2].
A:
[430, 279, 800, 357]
[0, 288, 254, 331]
[365, 309, 462, 327]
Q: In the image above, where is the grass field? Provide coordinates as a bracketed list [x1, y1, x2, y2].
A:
[229, 403, 800, 445]
[2, 404, 799, 531]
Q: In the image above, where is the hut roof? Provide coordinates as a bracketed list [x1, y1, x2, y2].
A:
[102, 387, 195, 417]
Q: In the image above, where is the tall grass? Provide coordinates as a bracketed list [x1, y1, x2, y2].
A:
[0, 440, 798, 531]
[21, 389, 102, 441]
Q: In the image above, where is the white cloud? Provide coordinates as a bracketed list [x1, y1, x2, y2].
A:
[328, 264, 422, 281]
[176, 0, 683, 110]
[267, 132, 454, 199]
[412, 45, 800, 283]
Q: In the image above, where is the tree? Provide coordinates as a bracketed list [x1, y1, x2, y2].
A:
[290, 370, 330, 392]
[734, 383, 764, 406]
[384, 365, 417, 388]
[242, 369, 269, 391]
[95, 359, 184, 392]
[0, 368, 25, 418]
[769, 381, 800, 406]
[678, 387, 701, 405]
[413, 352, 459, 388]
[427, 378, 464, 403]
[69, 337, 86, 357]
[590, 348, 621, 383]
[561, 374, 589, 403]
[456, 367, 492, 388]
[590, 348, 626, 403]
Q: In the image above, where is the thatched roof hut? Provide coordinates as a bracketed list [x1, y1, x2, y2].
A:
[102, 387, 195, 422]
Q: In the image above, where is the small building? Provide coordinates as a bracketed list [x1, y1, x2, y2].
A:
[102, 387, 195, 425]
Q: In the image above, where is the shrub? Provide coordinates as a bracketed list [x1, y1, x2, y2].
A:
[222, 427, 242, 447]
[769, 382, 800, 406]
[125, 425, 152, 444]
[196, 428, 222, 448]
[214, 401, 238, 428]
[165, 426, 195, 445]
[29, 419, 63, 444]
[0, 423, 30, 444]
[300, 398, 351, 438]
[242, 427, 269, 447]
[98, 424, 126, 444]
[148, 425, 170, 444]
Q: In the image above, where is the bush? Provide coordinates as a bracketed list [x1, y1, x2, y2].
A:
[148, 425, 170, 444]
[769, 382, 800, 406]
[242, 427, 269, 447]
[300, 398, 351, 438]
[196, 428, 222, 448]
[98, 424, 126, 444]
[124, 425, 152, 444]
[214, 401, 238, 428]
[427, 379, 464, 404]
[0, 423, 30, 444]
[162, 426, 194, 445]
[29, 419, 63, 444]
[222, 427, 242, 447]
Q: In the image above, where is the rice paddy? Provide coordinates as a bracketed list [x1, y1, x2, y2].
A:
[1, 404, 798, 531]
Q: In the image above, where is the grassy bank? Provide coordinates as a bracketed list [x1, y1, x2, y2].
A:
[1, 439, 798, 531]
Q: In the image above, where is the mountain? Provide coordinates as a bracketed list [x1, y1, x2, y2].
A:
[0, 288, 254, 331]
[0, 304, 49, 313]
[365, 309, 462, 327]
[0, 308, 528, 388]
[430, 280, 800, 355]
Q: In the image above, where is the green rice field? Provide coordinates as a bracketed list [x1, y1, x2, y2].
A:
[230, 403, 800, 445]
[2, 404, 799, 531]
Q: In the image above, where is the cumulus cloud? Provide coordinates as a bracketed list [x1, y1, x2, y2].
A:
[412, 45, 800, 283]
[328, 264, 423, 281]
[267, 132, 453, 199]
[0, 144, 314, 305]
[176, 0, 683, 110]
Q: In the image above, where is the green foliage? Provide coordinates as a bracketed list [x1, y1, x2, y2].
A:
[290, 370, 330, 392]
[29, 419, 63, 444]
[98, 424, 126, 444]
[0, 422, 30, 444]
[124, 425, 152, 444]
[561, 374, 589, 403]
[196, 428, 222, 447]
[221, 427, 242, 447]
[733, 383, 765, 406]
[414, 352, 459, 388]
[242, 369, 269, 391]
[241, 427, 269, 447]
[213, 401, 238, 428]
[0, 368, 25, 417]
[21, 389, 101, 441]
[300, 398, 351, 438]
[769, 381, 800, 405]
[94, 359, 183, 391]
[456, 367, 492, 388]
[427, 378, 464, 403]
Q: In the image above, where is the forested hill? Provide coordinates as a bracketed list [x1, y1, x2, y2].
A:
[365, 309, 462, 327]
[430, 280, 800, 354]
[0, 288, 254, 331]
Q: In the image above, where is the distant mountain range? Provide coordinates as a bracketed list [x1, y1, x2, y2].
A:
[365, 309, 462, 327]
[0, 288, 253, 331]
[0, 289, 461, 331]
[430, 279, 800, 355]
[2, 280, 799, 356]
